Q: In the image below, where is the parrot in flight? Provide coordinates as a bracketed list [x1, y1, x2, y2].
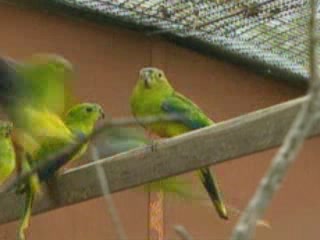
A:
[130, 67, 228, 220]
[0, 54, 75, 159]
[0, 54, 104, 239]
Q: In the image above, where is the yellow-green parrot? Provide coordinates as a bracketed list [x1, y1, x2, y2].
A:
[0, 54, 75, 169]
[0, 121, 15, 185]
[18, 103, 104, 240]
[130, 67, 228, 220]
[0, 54, 105, 239]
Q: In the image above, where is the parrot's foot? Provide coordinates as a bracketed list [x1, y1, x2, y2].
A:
[15, 183, 27, 195]
[149, 140, 158, 152]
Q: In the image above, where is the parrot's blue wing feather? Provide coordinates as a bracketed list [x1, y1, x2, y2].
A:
[161, 92, 212, 129]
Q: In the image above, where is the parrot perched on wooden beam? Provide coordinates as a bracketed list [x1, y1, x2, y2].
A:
[131, 67, 228, 220]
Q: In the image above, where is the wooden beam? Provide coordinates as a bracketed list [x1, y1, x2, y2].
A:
[0, 96, 317, 225]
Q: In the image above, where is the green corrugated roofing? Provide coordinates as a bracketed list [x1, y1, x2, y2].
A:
[6, 0, 317, 87]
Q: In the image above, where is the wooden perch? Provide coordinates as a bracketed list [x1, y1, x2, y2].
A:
[0, 96, 318, 225]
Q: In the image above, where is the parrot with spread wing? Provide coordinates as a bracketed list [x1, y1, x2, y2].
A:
[0, 54, 73, 115]
[0, 54, 76, 199]
[0, 54, 74, 152]
[131, 67, 228, 220]
[0, 54, 78, 239]
[0, 54, 104, 239]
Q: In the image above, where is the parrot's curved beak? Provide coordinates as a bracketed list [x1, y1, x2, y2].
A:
[99, 108, 105, 119]
[140, 68, 152, 89]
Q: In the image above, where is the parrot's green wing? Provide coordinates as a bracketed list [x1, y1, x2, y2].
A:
[161, 92, 213, 129]
[15, 55, 73, 115]
[13, 107, 74, 158]
[162, 93, 228, 219]
[0, 55, 74, 117]
[0, 54, 75, 156]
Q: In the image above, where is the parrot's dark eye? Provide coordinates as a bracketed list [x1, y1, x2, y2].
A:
[86, 107, 93, 113]
[158, 73, 162, 78]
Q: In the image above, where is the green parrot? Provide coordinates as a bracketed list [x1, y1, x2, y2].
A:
[0, 121, 16, 185]
[0, 55, 105, 239]
[35, 103, 105, 181]
[0, 54, 75, 170]
[18, 103, 104, 240]
[130, 67, 228, 220]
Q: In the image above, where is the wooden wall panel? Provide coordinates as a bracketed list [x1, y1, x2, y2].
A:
[0, 3, 316, 240]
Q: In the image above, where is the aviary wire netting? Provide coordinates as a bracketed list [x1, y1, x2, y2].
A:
[21, 0, 310, 85]
[56, 0, 315, 84]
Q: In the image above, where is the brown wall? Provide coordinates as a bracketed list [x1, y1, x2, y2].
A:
[0, 3, 318, 240]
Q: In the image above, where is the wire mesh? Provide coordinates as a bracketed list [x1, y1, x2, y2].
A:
[55, 0, 316, 82]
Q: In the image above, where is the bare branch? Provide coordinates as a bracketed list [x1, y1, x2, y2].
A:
[90, 145, 128, 240]
[230, 2, 320, 240]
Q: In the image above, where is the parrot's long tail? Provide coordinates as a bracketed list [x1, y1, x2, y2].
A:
[198, 167, 228, 220]
[17, 158, 39, 240]
[17, 183, 34, 240]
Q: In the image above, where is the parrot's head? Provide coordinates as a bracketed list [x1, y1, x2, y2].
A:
[0, 121, 13, 138]
[136, 67, 173, 93]
[64, 103, 105, 136]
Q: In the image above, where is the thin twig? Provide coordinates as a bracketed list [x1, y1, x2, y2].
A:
[174, 225, 193, 240]
[0, 114, 182, 193]
[90, 145, 128, 240]
[230, 1, 320, 240]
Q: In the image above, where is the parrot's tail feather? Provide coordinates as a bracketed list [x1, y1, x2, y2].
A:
[17, 184, 34, 240]
[17, 159, 37, 240]
[198, 167, 228, 220]
[25, 153, 42, 195]
[30, 174, 41, 195]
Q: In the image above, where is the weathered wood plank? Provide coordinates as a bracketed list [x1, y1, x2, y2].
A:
[0, 96, 317, 225]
